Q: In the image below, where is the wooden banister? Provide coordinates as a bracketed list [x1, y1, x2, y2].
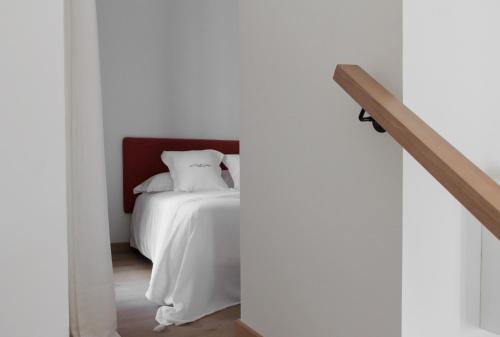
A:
[334, 64, 500, 240]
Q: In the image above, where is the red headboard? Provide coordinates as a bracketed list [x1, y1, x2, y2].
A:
[123, 137, 239, 213]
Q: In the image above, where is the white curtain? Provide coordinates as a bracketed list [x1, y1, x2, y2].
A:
[66, 0, 120, 336]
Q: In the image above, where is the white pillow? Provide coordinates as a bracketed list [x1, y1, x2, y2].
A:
[161, 150, 228, 192]
[223, 154, 240, 190]
[133, 170, 232, 194]
[133, 172, 174, 194]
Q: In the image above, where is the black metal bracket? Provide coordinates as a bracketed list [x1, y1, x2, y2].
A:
[358, 109, 386, 133]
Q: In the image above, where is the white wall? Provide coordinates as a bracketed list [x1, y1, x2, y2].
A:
[481, 226, 500, 334]
[0, 1, 69, 336]
[96, 0, 239, 242]
[402, 0, 500, 336]
[239, 1, 403, 337]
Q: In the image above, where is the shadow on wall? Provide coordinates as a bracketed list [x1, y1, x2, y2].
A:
[460, 173, 500, 336]
[477, 175, 500, 335]
[459, 207, 482, 329]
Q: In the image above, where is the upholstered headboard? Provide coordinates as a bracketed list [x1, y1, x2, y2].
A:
[122, 137, 239, 213]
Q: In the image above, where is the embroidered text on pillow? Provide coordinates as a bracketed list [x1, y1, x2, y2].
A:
[189, 163, 212, 168]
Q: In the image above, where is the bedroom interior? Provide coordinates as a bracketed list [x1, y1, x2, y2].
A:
[96, 0, 241, 336]
[2, 0, 500, 337]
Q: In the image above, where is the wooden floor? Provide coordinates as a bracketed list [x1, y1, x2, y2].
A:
[112, 249, 240, 337]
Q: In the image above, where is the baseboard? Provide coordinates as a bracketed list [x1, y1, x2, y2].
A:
[235, 320, 263, 337]
[110, 242, 132, 254]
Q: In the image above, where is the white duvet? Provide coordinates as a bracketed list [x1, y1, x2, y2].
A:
[130, 190, 240, 327]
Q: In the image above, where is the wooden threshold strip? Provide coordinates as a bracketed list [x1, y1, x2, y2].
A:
[235, 320, 263, 337]
[334, 64, 500, 240]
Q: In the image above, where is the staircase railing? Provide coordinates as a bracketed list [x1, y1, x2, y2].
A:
[334, 64, 500, 240]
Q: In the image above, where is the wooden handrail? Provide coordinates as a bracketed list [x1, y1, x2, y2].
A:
[334, 64, 500, 240]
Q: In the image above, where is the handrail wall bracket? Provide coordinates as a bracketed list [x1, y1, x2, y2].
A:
[358, 108, 386, 133]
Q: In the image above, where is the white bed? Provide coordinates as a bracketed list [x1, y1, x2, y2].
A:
[130, 190, 240, 327]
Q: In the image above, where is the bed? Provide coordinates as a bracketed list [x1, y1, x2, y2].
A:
[122, 137, 240, 327]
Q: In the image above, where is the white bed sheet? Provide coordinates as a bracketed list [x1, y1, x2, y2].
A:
[130, 190, 240, 327]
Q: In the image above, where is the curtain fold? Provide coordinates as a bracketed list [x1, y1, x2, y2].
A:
[66, 0, 120, 336]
